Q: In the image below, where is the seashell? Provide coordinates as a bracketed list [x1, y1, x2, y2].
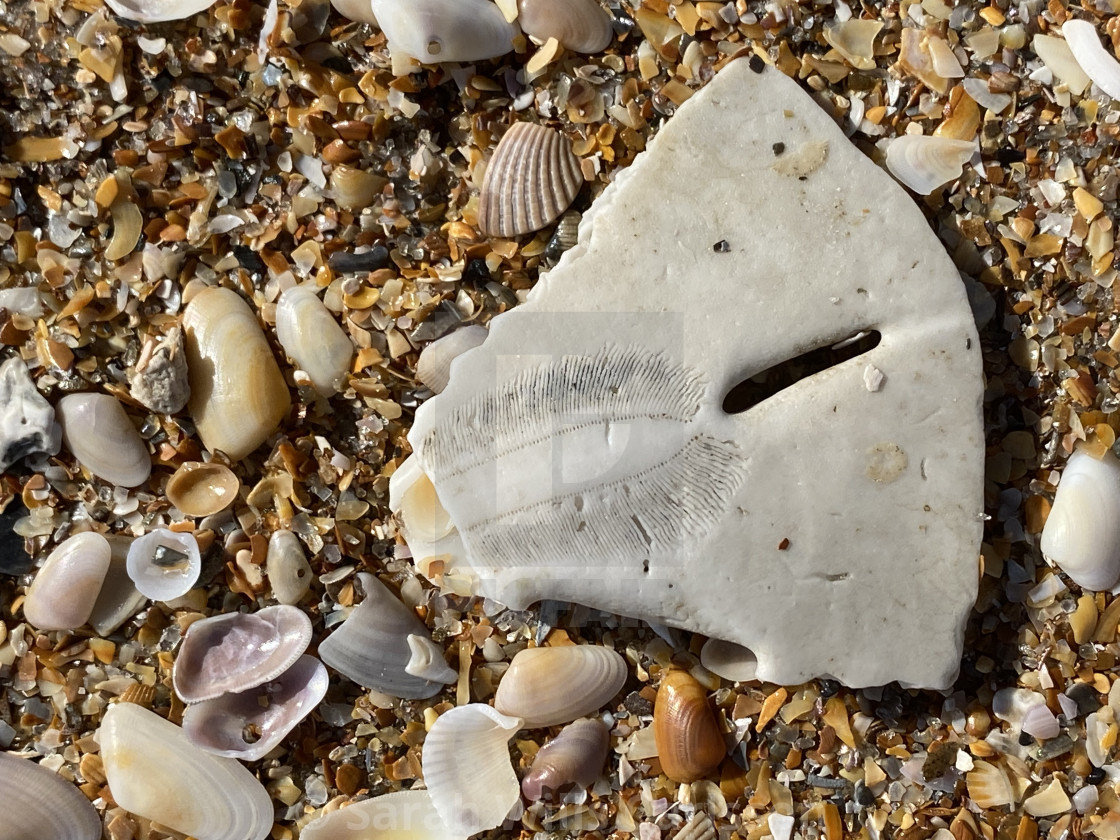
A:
[0, 752, 101, 840]
[130, 327, 191, 414]
[89, 535, 147, 636]
[653, 669, 725, 783]
[494, 645, 627, 728]
[182, 286, 291, 461]
[173, 604, 313, 703]
[768, 813, 795, 840]
[544, 209, 581, 265]
[329, 165, 388, 211]
[104, 0, 217, 21]
[100, 702, 273, 840]
[329, 0, 379, 25]
[370, 0, 517, 64]
[405, 633, 458, 683]
[0, 356, 60, 472]
[517, 0, 612, 53]
[397, 468, 455, 543]
[965, 760, 1018, 809]
[182, 655, 328, 761]
[992, 687, 1046, 726]
[478, 122, 582, 238]
[319, 572, 444, 698]
[126, 528, 202, 601]
[1040, 448, 1120, 591]
[23, 531, 111, 631]
[676, 813, 717, 840]
[699, 638, 758, 682]
[56, 393, 151, 487]
[0, 285, 44, 316]
[275, 285, 354, 397]
[822, 19, 882, 70]
[1033, 34, 1091, 96]
[1062, 19, 1120, 101]
[166, 461, 240, 517]
[521, 717, 610, 800]
[415, 324, 488, 394]
[266, 529, 312, 605]
[1023, 778, 1071, 817]
[422, 704, 523, 837]
[884, 135, 976, 195]
[1020, 703, 1060, 740]
[301, 790, 453, 840]
[1085, 711, 1110, 767]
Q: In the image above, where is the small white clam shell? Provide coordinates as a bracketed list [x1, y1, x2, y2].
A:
[23, 531, 111, 631]
[0, 356, 61, 472]
[1062, 19, 1120, 100]
[416, 324, 488, 394]
[319, 572, 444, 698]
[422, 704, 523, 837]
[884, 135, 976, 195]
[1033, 33, 1091, 96]
[182, 655, 329, 761]
[275, 285, 354, 397]
[100, 702, 273, 840]
[56, 393, 151, 487]
[517, 0, 612, 53]
[105, 0, 217, 21]
[183, 286, 291, 461]
[699, 638, 758, 682]
[266, 529, 313, 605]
[1041, 448, 1120, 591]
[302, 790, 458, 840]
[0, 752, 101, 840]
[405, 634, 458, 684]
[494, 645, 627, 728]
[126, 528, 202, 601]
[330, 0, 378, 24]
[478, 122, 583, 238]
[371, 0, 517, 63]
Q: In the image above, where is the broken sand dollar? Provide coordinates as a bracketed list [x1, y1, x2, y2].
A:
[391, 58, 984, 690]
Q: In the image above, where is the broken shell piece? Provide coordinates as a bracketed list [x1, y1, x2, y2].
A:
[56, 393, 151, 487]
[166, 461, 239, 517]
[478, 122, 583, 238]
[494, 645, 627, 728]
[1021, 704, 1060, 740]
[100, 702, 273, 840]
[301, 790, 455, 840]
[371, 0, 517, 63]
[104, 0, 218, 21]
[992, 687, 1046, 726]
[173, 604, 313, 703]
[329, 0, 378, 24]
[130, 327, 190, 414]
[1040, 448, 1120, 592]
[398, 469, 454, 542]
[275, 285, 354, 397]
[422, 704, 523, 837]
[266, 529, 312, 605]
[415, 324, 488, 394]
[89, 535, 147, 636]
[517, 0, 612, 53]
[822, 19, 882, 70]
[126, 529, 201, 601]
[0, 752, 101, 840]
[521, 717, 610, 801]
[183, 286, 291, 461]
[0, 357, 61, 472]
[653, 669, 725, 783]
[677, 813, 717, 840]
[23, 531, 111, 632]
[965, 760, 1019, 809]
[884, 135, 976, 195]
[318, 572, 444, 698]
[405, 634, 458, 683]
[1062, 19, 1120, 100]
[1033, 34, 1091, 95]
[1024, 778, 1071, 817]
[699, 638, 758, 682]
[182, 655, 328, 761]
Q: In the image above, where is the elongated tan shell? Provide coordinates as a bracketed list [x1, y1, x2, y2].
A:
[100, 703, 273, 840]
[493, 644, 626, 728]
[166, 461, 240, 517]
[183, 286, 291, 461]
[23, 531, 111, 631]
[478, 122, 582, 238]
[0, 752, 101, 840]
[301, 791, 453, 840]
[416, 324, 488, 394]
[56, 393, 151, 487]
[653, 669, 725, 783]
[275, 285, 354, 396]
[884, 135, 976, 195]
[517, 0, 612, 53]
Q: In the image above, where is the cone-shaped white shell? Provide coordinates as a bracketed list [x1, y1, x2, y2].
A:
[266, 529, 313, 605]
[405, 634, 458, 683]
[884, 135, 976, 195]
[422, 704, 523, 837]
[302, 791, 459, 840]
[0, 752, 101, 840]
[275, 285, 354, 397]
[319, 573, 444, 698]
[1040, 448, 1120, 591]
[1062, 19, 1120, 100]
[105, 0, 218, 21]
[371, 0, 517, 64]
[100, 703, 273, 840]
[56, 393, 151, 487]
[494, 645, 627, 728]
[126, 528, 202, 601]
[517, 0, 612, 53]
[23, 531, 111, 631]
[416, 325, 488, 394]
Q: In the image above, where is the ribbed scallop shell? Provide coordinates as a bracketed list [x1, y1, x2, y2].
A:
[99, 702, 273, 840]
[493, 644, 626, 728]
[301, 790, 452, 840]
[1040, 448, 1120, 591]
[478, 122, 582, 238]
[371, 0, 517, 63]
[422, 704, 523, 837]
[521, 717, 610, 800]
[0, 752, 101, 840]
[884, 135, 976, 195]
[415, 324, 488, 394]
[173, 604, 312, 702]
[56, 393, 151, 487]
[23, 531, 111, 631]
[275, 285, 354, 397]
[653, 669, 726, 783]
[517, 0, 612, 53]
